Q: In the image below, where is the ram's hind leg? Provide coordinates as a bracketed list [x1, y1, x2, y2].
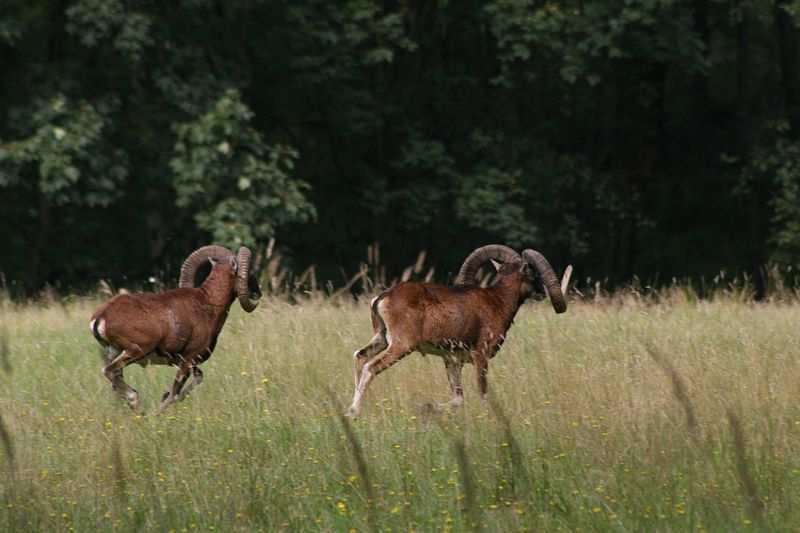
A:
[346, 342, 411, 418]
[352, 332, 388, 388]
[103, 346, 146, 410]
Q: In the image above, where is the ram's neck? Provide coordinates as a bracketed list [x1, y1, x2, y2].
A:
[488, 273, 525, 329]
[200, 271, 235, 311]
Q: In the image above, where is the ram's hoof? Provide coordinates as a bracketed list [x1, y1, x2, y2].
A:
[126, 390, 140, 411]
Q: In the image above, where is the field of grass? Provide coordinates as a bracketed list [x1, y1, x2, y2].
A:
[1, 291, 800, 531]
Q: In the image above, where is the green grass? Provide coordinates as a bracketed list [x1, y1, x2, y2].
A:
[1, 292, 800, 531]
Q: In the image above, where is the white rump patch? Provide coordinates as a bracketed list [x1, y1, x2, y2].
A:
[90, 318, 107, 341]
[375, 297, 392, 346]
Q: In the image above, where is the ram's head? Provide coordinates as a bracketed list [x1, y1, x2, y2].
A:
[455, 244, 567, 313]
[177, 245, 262, 312]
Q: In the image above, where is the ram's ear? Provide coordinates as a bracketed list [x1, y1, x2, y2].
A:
[490, 259, 503, 271]
[230, 256, 238, 270]
[208, 256, 218, 266]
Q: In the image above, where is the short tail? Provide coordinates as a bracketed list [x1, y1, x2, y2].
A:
[353, 293, 390, 361]
[370, 292, 388, 337]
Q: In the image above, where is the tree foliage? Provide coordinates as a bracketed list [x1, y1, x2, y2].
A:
[0, 0, 799, 294]
[170, 89, 314, 247]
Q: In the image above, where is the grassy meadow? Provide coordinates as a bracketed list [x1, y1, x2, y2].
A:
[1, 290, 800, 531]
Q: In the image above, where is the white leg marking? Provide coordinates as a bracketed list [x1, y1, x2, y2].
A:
[157, 394, 176, 414]
[352, 350, 361, 389]
[346, 362, 375, 417]
[177, 374, 202, 401]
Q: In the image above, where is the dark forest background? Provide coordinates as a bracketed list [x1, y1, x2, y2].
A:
[2, 0, 800, 297]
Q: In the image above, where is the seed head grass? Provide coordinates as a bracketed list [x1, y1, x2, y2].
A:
[1, 296, 800, 530]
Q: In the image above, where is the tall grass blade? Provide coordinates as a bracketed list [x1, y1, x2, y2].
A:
[0, 325, 10, 374]
[324, 388, 376, 532]
[433, 416, 479, 531]
[0, 413, 15, 478]
[488, 394, 530, 496]
[111, 436, 127, 501]
[645, 344, 699, 442]
[452, 433, 478, 531]
[727, 411, 765, 523]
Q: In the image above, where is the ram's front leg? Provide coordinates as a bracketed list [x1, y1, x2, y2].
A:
[441, 356, 465, 408]
[472, 343, 497, 402]
[473, 354, 489, 400]
[177, 366, 203, 401]
[472, 336, 503, 402]
[158, 360, 193, 413]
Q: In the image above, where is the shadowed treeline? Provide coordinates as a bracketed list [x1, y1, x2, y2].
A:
[3, 2, 800, 295]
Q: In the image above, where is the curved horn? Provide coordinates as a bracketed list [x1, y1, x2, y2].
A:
[455, 245, 521, 285]
[178, 245, 234, 288]
[522, 249, 567, 313]
[235, 246, 261, 312]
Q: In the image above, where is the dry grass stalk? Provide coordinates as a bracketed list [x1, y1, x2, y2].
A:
[560, 264, 573, 295]
[331, 266, 368, 300]
[424, 267, 435, 282]
[413, 251, 427, 274]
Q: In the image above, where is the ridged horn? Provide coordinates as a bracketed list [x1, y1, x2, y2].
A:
[235, 246, 261, 312]
[178, 245, 234, 288]
[522, 249, 567, 313]
[455, 245, 521, 285]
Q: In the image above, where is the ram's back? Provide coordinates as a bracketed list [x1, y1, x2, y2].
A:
[92, 290, 202, 352]
[378, 282, 487, 347]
